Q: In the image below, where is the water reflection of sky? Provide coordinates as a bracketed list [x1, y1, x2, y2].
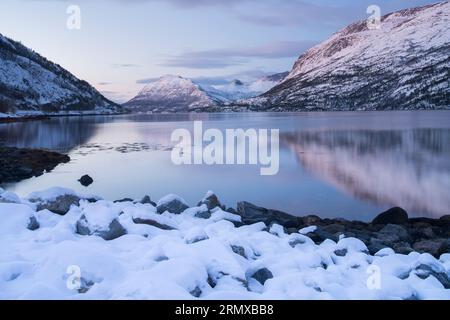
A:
[1, 111, 449, 221]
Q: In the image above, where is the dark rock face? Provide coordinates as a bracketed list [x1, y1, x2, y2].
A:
[0, 147, 70, 184]
[78, 175, 93, 187]
[34, 194, 81, 215]
[371, 207, 409, 225]
[250, 268, 274, 285]
[237, 201, 301, 228]
[157, 198, 189, 215]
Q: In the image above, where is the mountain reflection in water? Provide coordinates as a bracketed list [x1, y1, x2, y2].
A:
[281, 129, 450, 218]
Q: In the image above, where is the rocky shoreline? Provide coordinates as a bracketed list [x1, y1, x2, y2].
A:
[0, 147, 70, 184]
[232, 202, 450, 258]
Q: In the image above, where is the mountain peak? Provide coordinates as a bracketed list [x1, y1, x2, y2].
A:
[244, 2, 450, 111]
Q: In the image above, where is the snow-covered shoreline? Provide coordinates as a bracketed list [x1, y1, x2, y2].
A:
[0, 187, 449, 300]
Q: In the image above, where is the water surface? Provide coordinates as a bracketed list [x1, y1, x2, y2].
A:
[1, 111, 449, 221]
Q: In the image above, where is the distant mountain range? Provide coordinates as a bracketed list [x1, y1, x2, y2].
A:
[235, 2, 450, 111]
[0, 33, 120, 117]
[123, 73, 288, 113]
[1, 1, 448, 117]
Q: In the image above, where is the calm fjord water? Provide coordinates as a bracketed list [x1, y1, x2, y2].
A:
[1, 111, 449, 221]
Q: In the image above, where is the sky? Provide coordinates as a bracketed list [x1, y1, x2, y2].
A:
[0, 0, 439, 103]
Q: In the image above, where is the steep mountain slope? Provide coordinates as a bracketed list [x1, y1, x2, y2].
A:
[0, 33, 121, 117]
[123, 75, 222, 113]
[240, 2, 450, 111]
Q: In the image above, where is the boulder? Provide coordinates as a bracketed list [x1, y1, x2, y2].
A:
[78, 175, 93, 187]
[237, 201, 301, 228]
[250, 268, 273, 285]
[34, 194, 81, 215]
[76, 215, 127, 240]
[414, 264, 450, 289]
[413, 239, 447, 257]
[371, 207, 408, 225]
[231, 245, 247, 258]
[378, 224, 410, 242]
[140, 195, 157, 206]
[197, 191, 224, 211]
[27, 216, 40, 231]
[156, 194, 189, 214]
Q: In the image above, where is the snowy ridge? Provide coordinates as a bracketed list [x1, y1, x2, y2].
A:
[0, 33, 121, 117]
[123, 73, 288, 113]
[0, 187, 449, 299]
[240, 2, 450, 111]
[123, 75, 221, 113]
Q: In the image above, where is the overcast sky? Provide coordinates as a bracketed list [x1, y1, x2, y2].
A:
[0, 0, 438, 102]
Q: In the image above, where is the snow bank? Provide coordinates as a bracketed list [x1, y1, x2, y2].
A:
[0, 188, 449, 300]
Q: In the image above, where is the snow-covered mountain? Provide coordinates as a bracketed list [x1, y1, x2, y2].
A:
[239, 2, 450, 111]
[124, 73, 288, 113]
[206, 72, 289, 102]
[0, 33, 121, 117]
[123, 75, 222, 113]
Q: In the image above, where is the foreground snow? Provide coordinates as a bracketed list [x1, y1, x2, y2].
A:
[0, 187, 449, 300]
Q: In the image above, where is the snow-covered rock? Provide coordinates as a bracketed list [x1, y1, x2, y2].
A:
[0, 188, 449, 299]
[0, 33, 121, 116]
[240, 2, 450, 111]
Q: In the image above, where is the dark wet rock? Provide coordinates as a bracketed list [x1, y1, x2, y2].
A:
[140, 195, 157, 206]
[0, 147, 70, 184]
[302, 215, 322, 225]
[372, 207, 408, 225]
[237, 201, 301, 228]
[250, 268, 274, 285]
[132, 217, 175, 230]
[226, 207, 238, 215]
[78, 175, 93, 187]
[190, 286, 202, 298]
[231, 245, 247, 258]
[368, 241, 388, 256]
[392, 242, 414, 255]
[78, 277, 95, 294]
[321, 223, 346, 235]
[157, 196, 189, 214]
[194, 207, 211, 219]
[414, 264, 450, 289]
[76, 215, 127, 240]
[197, 192, 225, 211]
[34, 194, 81, 215]
[379, 224, 410, 242]
[439, 215, 450, 222]
[413, 239, 447, 257]
[114, 198, 134, 203]
[27, 216, 39, 231]
[334, 249, 348, 257]
[307, 228, 339, 244]
[155, 256, 169, 262]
